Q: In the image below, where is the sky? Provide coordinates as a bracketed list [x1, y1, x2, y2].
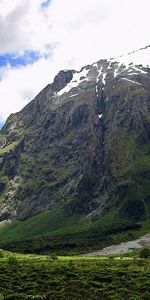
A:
[0, 0, 150, 124]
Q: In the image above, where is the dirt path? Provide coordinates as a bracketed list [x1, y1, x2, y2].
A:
[85, 234, 150, 256]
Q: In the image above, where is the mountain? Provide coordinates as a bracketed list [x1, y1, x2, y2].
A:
[0, 45, 150, 230]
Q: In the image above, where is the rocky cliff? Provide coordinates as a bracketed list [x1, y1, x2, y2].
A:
[0, 46, 150, 222]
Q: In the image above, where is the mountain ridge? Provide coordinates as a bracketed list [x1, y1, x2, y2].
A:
[0, 45, 150, 225]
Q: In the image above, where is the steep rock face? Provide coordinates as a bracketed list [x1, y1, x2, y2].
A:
[0, 46, 150, 221]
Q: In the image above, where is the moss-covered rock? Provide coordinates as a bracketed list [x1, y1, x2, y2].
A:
[0, 59, 149, 224]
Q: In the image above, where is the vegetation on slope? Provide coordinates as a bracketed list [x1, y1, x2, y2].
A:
[0, 250, 150, 299]
[0, 208, 149, 255]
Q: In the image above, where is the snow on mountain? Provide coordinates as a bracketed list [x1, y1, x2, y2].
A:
[57, 68, 89, 96]
[54, 45, 150, 100]
[112, 45, 150, 68]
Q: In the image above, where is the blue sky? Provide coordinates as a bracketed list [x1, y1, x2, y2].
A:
[0, 121, 4, 129]
[0, 42, 53, 69]
[0, 1, 53, 70]
[41, 0, 52, 8]
[0, 0, 55, 123]
[0, 50, 47, 68]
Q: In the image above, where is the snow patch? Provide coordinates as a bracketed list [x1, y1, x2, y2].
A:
[107, 61, 112, 69]
[128, 72, 140, 76]
[69, 94, 78, 98]
[114, 62, 123, 77]
[119, 78, 142, 86]
[95, 65, 106, 88]
[96, 85, 99, 97]
[93, 62, 98, 68]
[57, 68, 89, 96]
[96, 66, 102, 83]
[102, 73, 106, 85]
[132, 65, 147, 74]
[96, 66, 102, 97]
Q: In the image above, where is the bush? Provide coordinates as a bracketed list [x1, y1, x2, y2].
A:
[50, 253, 58, 261]
[0, 250, 4, 258]
[139, 248, 150, 259]
[7, 255, 18, 266]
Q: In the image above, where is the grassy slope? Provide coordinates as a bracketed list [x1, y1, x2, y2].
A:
[0, 209, 83, 241]
[0, 208, 149, 255]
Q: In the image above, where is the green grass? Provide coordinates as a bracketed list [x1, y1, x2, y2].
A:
[0, 141, 19, 155]
[0, 209, 87, 241]
[0, 208, 149, 255]
[0, 250, 150, 299]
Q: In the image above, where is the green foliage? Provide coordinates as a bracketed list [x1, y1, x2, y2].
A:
[0, 220, 142, 255]
[7, 255, 18, 266]
[0, 207, 149, 255]
[139, 248, 150, 259]
[0, 200, 149, 258]
[0, 249, 4, 258]
[120, 198, 146, 222]
[0, 255, 150, 299]
[111, 130, 150, 222]
[50, 253, 58, 260]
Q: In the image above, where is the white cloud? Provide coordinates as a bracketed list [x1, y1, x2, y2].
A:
[0, 0, 150, 121]
[0, 57, 57, 121]
[0, 0, 51, 54]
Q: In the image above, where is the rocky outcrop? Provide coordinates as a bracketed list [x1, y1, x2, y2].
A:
[0, 47, 150, 221]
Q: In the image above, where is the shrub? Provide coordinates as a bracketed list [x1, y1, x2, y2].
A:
[7, 255, 18, 266]
[0, 250, 4, 258]
[50, 253, 58, 261]
[139, 248, 150, 259]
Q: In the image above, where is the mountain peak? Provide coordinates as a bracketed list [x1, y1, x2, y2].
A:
[52, 69, 75, 93]
[111, 44, 150, 68]
[0, 44, 150, 223]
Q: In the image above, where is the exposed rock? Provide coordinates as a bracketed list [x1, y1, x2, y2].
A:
[0, 47, 150, 221]
[84, 234, 150, 256]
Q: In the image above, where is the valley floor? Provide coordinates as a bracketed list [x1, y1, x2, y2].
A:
[0, 252, 150, 299]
